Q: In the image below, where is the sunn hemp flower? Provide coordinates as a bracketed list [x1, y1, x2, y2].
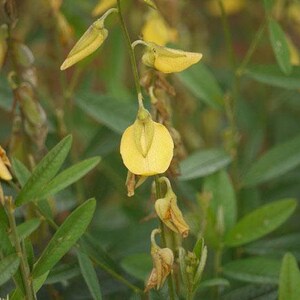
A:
[120, 107, 174, 176]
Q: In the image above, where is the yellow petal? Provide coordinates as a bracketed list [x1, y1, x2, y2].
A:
[142, 43, 202, 73]
[0, 159, 12, 181]
[141, 11, 177, 46]
[120, 122, 174, 176]
[92, 0, 117, 17]
[60, 19, 108, 70]
[206, 0, 245, 17]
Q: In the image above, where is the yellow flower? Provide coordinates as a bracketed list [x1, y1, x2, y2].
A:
[206, 0, 245, 17]
[0, 146, 12, 181]
[60, 18, 108, 70]
[120, 107, 174, 176]
[141, 11, 177, 46]
[92, 0, 116, 17]
[155, 177, 189, 237]
[142, 42, 202, 73]
[145, 229, 174, 291]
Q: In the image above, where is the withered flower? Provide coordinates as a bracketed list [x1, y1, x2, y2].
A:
[155, 177, 189, 237]
[145, 229, 174, 291]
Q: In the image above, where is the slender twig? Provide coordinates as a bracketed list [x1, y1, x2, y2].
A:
[116, 0, 144, 108]
[5, 197, 36, 300]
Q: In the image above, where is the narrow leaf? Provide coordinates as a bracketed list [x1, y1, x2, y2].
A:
[77, 250, 102, 300]
[39, 156, 101, 199]
[0, 254, 20, 285]
[15, 135, 73, 206]
[76, 92, 136, 134]
[223, 257, 281, 284]
[268, 19, 292, 75]
[243, 134, 300, 186]
[203, 170, 237, 232]
[12, 157, 31, 187]
[244, 65, 300, 89]
[177, 63, 223, 109]
[33, 198, 96, 278]
[179, 149, 231, 181]
[279, 253, 300, 300]
[225, 199, 297, 247]
[16, 218, 41, 241]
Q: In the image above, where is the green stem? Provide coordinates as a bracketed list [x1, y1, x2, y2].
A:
[155, 176, 176, 300]
[5, 197, 36, 300]
[236, 21, 266, 76]
[116, 0, 144, 108]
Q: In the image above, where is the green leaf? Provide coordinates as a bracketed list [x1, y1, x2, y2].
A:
[0, 254, 20, 285]
[76, 92, 136, 134]
[11, 157, 31, 187]
[197, 278, 230, 291]
[203, 170, 237, 232]
[244, 65, 300, 89]
[264, 0, 275, 12]
[45, 263, 80, 284]
[279, 253, 300, 300]
[39, 156, 101, 200]
[16, 218, 41, 240]
[15, 135, 73, 206]
[225, 199, 297, 247]
[268, 19, 291, 75]
[33, 198, 96, 278]
[120, 253, 152, 281]
[179, 149, 231, 181]
[77, 250, 102, 300]
[177, 63, 223, 109]
[223, 257, 281, 284]
[243, 134, 300, 186]
[0, 207, 12, 254]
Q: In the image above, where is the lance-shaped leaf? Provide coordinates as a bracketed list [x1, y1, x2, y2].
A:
[0, 254, 20, 286]
[15, 135, 72, 206]
[33, 198, 96, 278]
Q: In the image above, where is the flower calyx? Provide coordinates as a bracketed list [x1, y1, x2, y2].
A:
[155, 177, 189, 237]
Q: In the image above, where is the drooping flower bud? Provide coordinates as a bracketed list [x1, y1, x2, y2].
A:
[145, 229, 174, 291]
[141, 11, 177, 46]
[0, 146, 12, 181]
[60, 9, 117, 70]
[141, 42, 202, 73]
[155, 177, 189, 237]
[120, 107, 174, 176]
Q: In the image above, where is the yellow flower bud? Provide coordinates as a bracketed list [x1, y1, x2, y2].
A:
[120, 108, 174, 176]
[0, 146, 12, 181]
[145, 229, 174, 291]
[92, 0, 117, 17]
[142, 42, 202, 73]
[141, 11, 177, 46]
[155, 177, 189, 237]
[60, 18, 108, 70]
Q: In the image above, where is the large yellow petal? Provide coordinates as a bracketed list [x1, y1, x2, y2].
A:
[0, 159, 12, 181]
[120, 122, 174, 176]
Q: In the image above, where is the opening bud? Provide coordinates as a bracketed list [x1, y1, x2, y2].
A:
[155, 177, 189, 237]
[141, 41, 202, 73]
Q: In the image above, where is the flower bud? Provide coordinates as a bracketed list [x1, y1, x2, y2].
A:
[0, 146, 12, 181]
[120, 107, 174, 176]
[60, 18, 108, 70]
[142, 42, 202, 73]
[155, 177, 189, 237]
[145, 229, 174, 291]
